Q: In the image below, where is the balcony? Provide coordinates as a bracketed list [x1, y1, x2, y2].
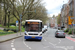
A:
[69, 0, 73, 5]
[69, 10, 73, 16]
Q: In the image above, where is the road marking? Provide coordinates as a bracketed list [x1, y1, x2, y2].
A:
[49, 42, 55, 47]
[59, 39, 61, 42]
[66, 37, 75, 42]
[12, 48, 16, 50]
[58, 39, 61, 44]
[29, 47, 31, 49]
[23, 39, 32, 49]
[12, 39, 15, 42]
[11, 45, 14, 47]
[26, 45, 28, 47]
[43, 38, 47, 41]
[44, 46, 49, 48]
[55, 46, 74, 50]
[11, 43, 13, 45]
[44, 39, 47, 41]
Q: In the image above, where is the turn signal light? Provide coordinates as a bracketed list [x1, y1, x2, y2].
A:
[57, 33, 59, 34]
[63, 33, 65, 34]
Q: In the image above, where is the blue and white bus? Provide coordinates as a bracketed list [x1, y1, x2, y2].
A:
[24, 20, 43, 41]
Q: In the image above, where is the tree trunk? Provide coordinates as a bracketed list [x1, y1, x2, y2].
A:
[4, 0, 7, 26]
[8, 13, 10, 27]
[4, 14, 7, 26]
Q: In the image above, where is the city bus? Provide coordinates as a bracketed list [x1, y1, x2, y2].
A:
[24, 19, 43, 41]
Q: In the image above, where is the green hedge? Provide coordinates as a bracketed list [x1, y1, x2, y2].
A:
[3, 28, 19, 32]
[6, 23, 16, 26]
[64, 28, 69, 32]
[0, 32, 14, 36]
[68, 28, 75, 34]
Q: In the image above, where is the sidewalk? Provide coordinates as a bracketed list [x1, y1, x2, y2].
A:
[66, 33, 75, 38]
[0, 32, 24, 43]
[0, 27, 4, 30]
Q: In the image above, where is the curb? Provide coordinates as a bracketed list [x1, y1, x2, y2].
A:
[70, 35, 75, 38]
[0, 35, 23, 43]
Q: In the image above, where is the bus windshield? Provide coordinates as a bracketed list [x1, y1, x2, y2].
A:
[25, 22, 42, 32]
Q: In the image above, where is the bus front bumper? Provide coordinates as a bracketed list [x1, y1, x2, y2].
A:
[24, 36, 42, 40]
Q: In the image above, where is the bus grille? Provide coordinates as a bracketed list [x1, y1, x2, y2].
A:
[29, 33, 38, 35]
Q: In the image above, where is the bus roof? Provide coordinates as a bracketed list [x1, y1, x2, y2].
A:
[26, 19, 42, 22]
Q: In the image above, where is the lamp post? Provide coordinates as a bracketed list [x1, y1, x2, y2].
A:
[7, 9, 10, 27]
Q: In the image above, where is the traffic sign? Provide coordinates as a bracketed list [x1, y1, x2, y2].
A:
[16, 21, 18, 24]
[16, 21, 18, 26]
[19, 14, 22, 17]
[35, 9, 36, 13]
[73, 24, 75, 26]
[19, 14, 22, 20]
[71, 17, 75, 19]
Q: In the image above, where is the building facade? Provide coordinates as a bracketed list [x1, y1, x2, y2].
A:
[61, 4, 67, 28]
[68, 0, 74, 28]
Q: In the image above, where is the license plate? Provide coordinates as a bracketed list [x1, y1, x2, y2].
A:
[32, 37, 35, 38]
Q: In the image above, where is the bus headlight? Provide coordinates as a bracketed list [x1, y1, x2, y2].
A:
[25, 31, 27, 35]
[39, 32, 42, 36]
[25, 33, 27, 35]
[40, 34, 42, 36]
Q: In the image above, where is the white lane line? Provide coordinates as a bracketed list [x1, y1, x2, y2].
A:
[29, 47, 31, 49]
[59, 39, 61, 42]
[11, 45, 14, 47]
[12, 48, 16, 50]
[44, 46, 49, 48]
[44, 39, 47, 41]
[26, 45, 29, 47]
[58, 39, 61, 44]
[11, 43, 13, 45]
[49, 42, 55, 47]
[59, 42, 60, 43]
[12, 39, 15, 42]
[23, 39, 32, 49]
[43, 38, 47, 41]
[65, 48, 68, 50]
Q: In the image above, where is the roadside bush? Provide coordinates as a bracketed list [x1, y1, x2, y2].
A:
[0, 32, 14, 36]
[68, 29, 72, 34]
[6, 23, 16, 26]
[3, 29, 9, 31]
[64, 28, 69, 32]
[68, 28, 75, 34]
[3, 28, 19, 32]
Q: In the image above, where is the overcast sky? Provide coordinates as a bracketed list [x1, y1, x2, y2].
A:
[43, 0, 69, 17]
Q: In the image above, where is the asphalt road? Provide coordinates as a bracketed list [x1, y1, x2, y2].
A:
[0, 28, 75, 50]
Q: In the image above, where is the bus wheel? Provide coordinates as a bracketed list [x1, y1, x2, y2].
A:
[25, 39, 28, 41]
[39, 40, 42, 41]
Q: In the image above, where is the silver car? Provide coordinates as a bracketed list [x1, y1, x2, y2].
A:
[42, 25, 48, 33]
[55, 30, 65, 38]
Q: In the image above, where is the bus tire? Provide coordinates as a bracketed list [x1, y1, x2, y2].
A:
[39, 39, 42, 41]
[25, 39, 28, 41]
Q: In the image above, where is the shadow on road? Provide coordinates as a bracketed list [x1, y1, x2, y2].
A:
[25, 39, 41, 42]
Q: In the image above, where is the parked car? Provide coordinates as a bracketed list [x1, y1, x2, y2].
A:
[53, 27, 57, 29]
[42, 25, 48, 33]
[58, 27, 61, 30]
[55, 30, 65, 38]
